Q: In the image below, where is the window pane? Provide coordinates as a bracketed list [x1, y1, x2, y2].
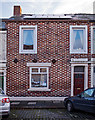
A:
[93, 29, 95, 53]
[32, 68, 38, 72]
[74, 66, 84, 72]
[73, 30, 83, 50]
[40, 68, 47, 72]
[23, 30, 34, 50]
[31, 74, 47, 87]
[0, 72, 4, 76]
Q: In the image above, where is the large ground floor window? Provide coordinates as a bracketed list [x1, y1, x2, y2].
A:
[30, 67, 48, 87]
[27, 63, 51, 91]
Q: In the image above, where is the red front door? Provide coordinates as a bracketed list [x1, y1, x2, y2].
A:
[74, 73, 84, 95]
[74, 66, 84, 95]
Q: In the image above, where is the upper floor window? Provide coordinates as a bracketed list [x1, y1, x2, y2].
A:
[70, 25, 87, 54]
[0, 31, 6, 61]
[19, 25, 37, 54]
[91, 26, 95, 54]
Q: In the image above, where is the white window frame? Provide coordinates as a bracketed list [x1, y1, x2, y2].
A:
[27, 62, 52, 91]
[0, 31, 7, 61]
[91, 26, 95, 54]
[19, 25, 37, 54]
[70, 25, 88, 54]
[91, 63, 95, 87]
[30, 67, 49, 90]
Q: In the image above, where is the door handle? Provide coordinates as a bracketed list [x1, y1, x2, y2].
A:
[77, 88, 81, 90]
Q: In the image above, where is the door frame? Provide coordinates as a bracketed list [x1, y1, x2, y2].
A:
[91, 63, 95, 87]
[0, 69, 6, 94]
[71, 63, 88, 96]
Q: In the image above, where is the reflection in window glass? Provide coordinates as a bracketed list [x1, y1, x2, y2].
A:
[23, 30, 34, 50]
[40, 68, 47, 72]
[74, 66, 84, 72]
[32, 68, 38, 72]
[31, 74, 47, 87]
[82, 89, 94, 97]
[31, 67, 48, 88]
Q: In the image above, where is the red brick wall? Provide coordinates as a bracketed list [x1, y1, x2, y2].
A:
[6, 20, 92, 97]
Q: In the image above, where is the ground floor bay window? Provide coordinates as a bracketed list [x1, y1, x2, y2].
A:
[27, 63, 51, 91]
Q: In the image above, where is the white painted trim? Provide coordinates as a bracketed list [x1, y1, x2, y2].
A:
[0, 31, 7, 61]
[91, 64, 94, 87]
[0, 31, 7, 33]
[9, 97, 66, 101]
[27, 63, 51, 67]
[91, 26, 95, 54]
[28, 89, 51, 91]
[4, 69, 6, 95]
[19, 25, 37, 54]
[71, 65, 74, 96]
[0, 63, 6, 68]
[70, 25, 88, 54]
[0, 60, 7, 63]
[91, 58, 95, 62]
[91, 26, 94, 54]
[71, 63, 88, 96]
[71, 58, 88, 62]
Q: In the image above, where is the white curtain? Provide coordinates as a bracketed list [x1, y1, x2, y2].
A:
[23, 30, 27, 44]
[79, 30, 83, 49]
[73, 30, 83, 50]
[73, 30, 77, 49]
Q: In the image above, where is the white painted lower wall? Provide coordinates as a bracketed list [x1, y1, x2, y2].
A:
[9, 97, 67, 101]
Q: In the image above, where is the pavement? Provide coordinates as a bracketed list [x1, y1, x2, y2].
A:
[1, 108, 95, 120]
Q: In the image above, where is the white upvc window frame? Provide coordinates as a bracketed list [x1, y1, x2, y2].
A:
[70, 25, 88, 54]
[0, 31, 7, 61]
[91, 26, 95, 54]
[30, 67, 49, 90]
[19, 25, 37, 54]
[27, 62, 51, 91]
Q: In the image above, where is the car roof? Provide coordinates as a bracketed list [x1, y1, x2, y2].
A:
[86, 87, 95, 90]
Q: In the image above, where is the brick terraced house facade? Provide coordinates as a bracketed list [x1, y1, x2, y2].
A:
[0, 6, 95, 100]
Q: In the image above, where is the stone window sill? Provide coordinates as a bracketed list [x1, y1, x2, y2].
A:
[28, 88, 51, 91]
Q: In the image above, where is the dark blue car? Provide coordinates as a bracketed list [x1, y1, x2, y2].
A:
[64, 87, 95, 113]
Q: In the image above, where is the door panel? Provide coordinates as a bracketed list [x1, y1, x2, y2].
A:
[74, 74, 84, 95]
